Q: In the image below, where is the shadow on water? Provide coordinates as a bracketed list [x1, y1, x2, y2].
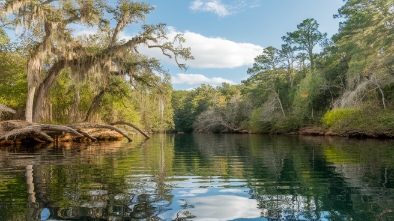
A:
[1, 134, 394, 220]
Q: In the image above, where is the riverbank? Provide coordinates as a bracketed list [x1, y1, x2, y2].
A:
[291, 126, 394, 139]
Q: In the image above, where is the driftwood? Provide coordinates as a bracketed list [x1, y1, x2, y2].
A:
[110, 120, 150, 139]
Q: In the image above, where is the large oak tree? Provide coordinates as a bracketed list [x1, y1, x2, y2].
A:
[2, 0, 192, 122]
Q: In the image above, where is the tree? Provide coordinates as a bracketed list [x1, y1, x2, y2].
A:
[193, 101, 251, 133]
[2, 0, 192, 123]
[332, 0, 394, 109]
[246, 46, 289, 117]
[282, 18, 327, 73]
[279, 43, 297, 87]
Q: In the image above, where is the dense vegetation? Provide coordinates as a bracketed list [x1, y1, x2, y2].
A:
[173, 0, 394, 137]
[1, 0, 394, 137]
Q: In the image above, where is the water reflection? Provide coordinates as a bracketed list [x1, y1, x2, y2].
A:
[1, 134, 394, 220]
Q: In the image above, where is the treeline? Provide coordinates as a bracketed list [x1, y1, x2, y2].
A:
[173, 0, 394, 136]
[1, 0, 394, 136]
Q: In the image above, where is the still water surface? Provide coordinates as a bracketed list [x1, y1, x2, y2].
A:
[1, 134, 394, 221]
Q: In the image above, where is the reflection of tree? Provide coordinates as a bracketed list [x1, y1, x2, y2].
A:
[243, 136, 354, 220]
[0, 138, 178, 220]
[2, 134, 394, 220]
[246, 136, 394, 221]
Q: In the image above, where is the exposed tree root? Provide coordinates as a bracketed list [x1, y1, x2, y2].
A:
[0, 120, 148, 145]
[68, 123, 133, 142]
[0, 104, 16, 114]
[0, 124, 83, 143]
[73, 128, 97, 141]
[110, 120, 150, 139]
[0, 128, 53, 143]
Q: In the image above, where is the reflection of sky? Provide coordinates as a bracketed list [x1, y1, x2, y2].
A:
[186, 195, 262, 221]
[158, 176, 262, 221]
[153, 176, 335, 221]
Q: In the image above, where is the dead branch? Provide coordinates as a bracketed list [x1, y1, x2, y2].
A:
[110, 120, 150, 139]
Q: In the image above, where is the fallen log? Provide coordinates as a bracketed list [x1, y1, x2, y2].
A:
[110, 120, 150, 139]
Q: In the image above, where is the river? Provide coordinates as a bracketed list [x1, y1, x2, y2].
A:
[0, 134, 394, 221]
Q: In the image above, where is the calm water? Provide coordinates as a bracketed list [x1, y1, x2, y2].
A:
[1, 134, 394, 221]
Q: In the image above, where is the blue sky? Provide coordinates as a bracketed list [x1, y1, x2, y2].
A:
[130, 0, 345, 90]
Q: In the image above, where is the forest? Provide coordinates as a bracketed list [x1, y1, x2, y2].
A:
[1, 0, 394, 138]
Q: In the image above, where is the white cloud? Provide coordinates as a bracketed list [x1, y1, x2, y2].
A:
[219, 189, 245, 193]
[185, 195, 261, 220]
[171, 73, 236, 86]
[73, 26, 264, 71]
[165, 28, 264, 69]
[190, 0, 230, 17]
[72, 26, 98, 37]
[178, 188, 209, 197]
[189, 0, 262, 17]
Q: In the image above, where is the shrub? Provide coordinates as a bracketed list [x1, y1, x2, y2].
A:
[322, 108, 360, 127]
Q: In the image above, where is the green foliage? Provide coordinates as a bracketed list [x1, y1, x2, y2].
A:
[322, 108, 360, 127]
[170, 3, 394, 136]
[171, 85, 218, 132]
[50, 72, 76, 123]
[292, 71, 324, 118]
[247, 107, 304, 134]
[248, 107, 271, 133]
[325, 108, 394, 136]
[282, 18, 327, 71]
[172, 84, 248, 133]
[48, 70, 174, 130]
[0, 52, 27, 109]
[0, 27, 10, 51]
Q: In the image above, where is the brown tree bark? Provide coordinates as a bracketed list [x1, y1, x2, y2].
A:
[84, 90, 106, 122]
[111, 120, 150, 139]
[32, 59, 66, 122]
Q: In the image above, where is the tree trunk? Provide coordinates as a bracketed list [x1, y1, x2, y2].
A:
[32, 60, 65, 122]
[84, 90, 106, 122]
[373, 77, 387, 109]
[25, 85, 36, 123]
[276, 90, 286, 117]
[309, 48, 314, 73]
